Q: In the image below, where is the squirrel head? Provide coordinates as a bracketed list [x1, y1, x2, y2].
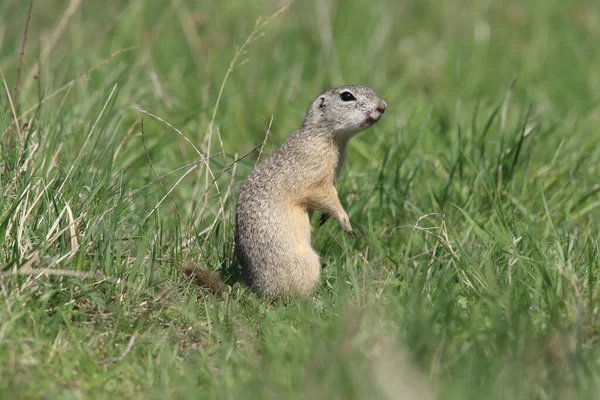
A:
[302, 85, 387, 138]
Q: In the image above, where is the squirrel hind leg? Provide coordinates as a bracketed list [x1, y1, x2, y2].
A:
[293, 248, 321, 297]
[259, 248, 321, 300]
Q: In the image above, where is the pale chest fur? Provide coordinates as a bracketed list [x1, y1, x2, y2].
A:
[314, 139, 346, 187]
[293, 139, 347, 212]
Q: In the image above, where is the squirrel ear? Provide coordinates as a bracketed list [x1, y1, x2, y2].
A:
[318, 97, 326, 108]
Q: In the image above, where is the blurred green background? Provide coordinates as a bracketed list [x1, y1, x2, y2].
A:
[1, 0, 600, 398]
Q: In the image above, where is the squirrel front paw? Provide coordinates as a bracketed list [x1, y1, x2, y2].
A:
[338, 213, 356, 239]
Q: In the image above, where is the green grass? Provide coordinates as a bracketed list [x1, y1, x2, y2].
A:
[1, 0, 600, 398]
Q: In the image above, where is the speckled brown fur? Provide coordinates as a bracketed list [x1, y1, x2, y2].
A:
[234, 85, 387, 300]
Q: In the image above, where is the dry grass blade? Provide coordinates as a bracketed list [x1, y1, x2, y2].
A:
[256, 116, 274, 166]
[0, 67, 22, 145]
[198, 2, 291, 222]
[131, 107, 221, 221]
[0, 269, 115, 283]
[22, 0, 83, 93]
[56, 83, 118, 195]
[15, 183, 32, 257]
[133, 106, 202, 157]
[188, 133, 272, 234]
[100, 333, 139, 365]
[201, 154, 238, 248]
[114, 117, 141, 162]
[21, 46, 137, 119]
[145, 165, 198, 221]
[140, 118, 184, 221]
[205, 3, 291, 148]
[65, 203, 79, 258]
[87, 152, 221, 233]
[14, 0, 34, 106]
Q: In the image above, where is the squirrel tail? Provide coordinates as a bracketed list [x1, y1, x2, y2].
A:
[180, 261, 227, 297]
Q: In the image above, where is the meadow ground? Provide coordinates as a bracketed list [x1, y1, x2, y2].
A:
[1, 0, 600, 398]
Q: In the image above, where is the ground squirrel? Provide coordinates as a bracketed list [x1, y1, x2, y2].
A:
[234, 85, 387, 300]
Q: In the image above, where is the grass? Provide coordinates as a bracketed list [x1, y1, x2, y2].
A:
[1, 0, 600, 398]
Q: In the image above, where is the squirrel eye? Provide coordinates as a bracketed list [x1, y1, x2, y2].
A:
[340, 91, 356, 102]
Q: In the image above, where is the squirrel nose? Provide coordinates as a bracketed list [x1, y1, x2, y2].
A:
[377, 101, 387, 113]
